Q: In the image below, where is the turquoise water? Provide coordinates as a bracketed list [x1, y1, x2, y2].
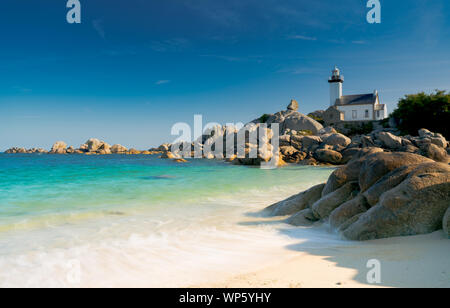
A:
[0, 154, 337, 287]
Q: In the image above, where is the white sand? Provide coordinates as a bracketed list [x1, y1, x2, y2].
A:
[195, 231, 450, 288]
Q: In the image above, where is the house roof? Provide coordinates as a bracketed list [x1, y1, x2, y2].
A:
[335, 93, 377, 106]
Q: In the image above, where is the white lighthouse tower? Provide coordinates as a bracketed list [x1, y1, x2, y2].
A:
[328, 66, 344, 107]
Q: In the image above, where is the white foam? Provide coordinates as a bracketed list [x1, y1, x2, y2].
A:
[0, 180, 347, 287]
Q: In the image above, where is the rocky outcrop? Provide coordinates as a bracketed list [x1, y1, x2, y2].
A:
[311, 182, 359, 219]
[49, 141, 67, 154]
[279, 146, 306, 163]
[265, 108, 324, 135]
[267, 183, 325, 216]
[343, 162, 450, 240]
[421, 143, 448, 163]
[267, 151, 450, 241]
[329, 194, 370, 230]
[287, 99, 299, 111]
[358, 152, 433, 192]
[321, 133, 351, 149]
[5, 147, 28, 154]
[286, 208, 318, 226]
[111, 144, 128, 154]
[315, 149, 342, 164]
[127, 149, 141, 155]
[81, 139, 111, 154]
[377, 132, 404, 149]
[341, 147, 384, 164]
[321, 158, 365, 197]
[362, 164, 419, 207]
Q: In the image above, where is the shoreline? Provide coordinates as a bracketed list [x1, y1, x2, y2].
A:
[193, 231, 450, 288]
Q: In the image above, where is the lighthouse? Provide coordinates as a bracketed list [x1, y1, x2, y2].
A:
[328, 66, 344, 107]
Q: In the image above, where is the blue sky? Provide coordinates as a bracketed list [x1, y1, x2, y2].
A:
[0, 0, 449, 150]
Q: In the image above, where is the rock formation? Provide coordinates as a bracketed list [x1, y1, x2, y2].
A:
[49, 141, 67, 154]
[111, 144, 128, 154]
[266, 151, 450, 241]
[287, 99, 299, 111]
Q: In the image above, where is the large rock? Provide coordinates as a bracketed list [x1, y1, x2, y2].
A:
[85, 138, 103, 152]
[280, 146, 306, 163]
[421, 143, 448, 163]
[341, 147, 384, 164]
[311, 182, 359, 219]
[321, 158, 365, 197]
[267, 183, 325, 216]
[329, 194, 370, 230]
[266, 110, 323, 135]
[417, 129, 448, 148]
[315, 149, 342, 164]
[444, 207, 450, 239]
[363, 164, 421, 207]
[111, 144, 128, 154]
[286, 208, 318, 226]
[343, 162, 450, 241]
[431, 137, 448, 148]
[321, 133, 351, 149]
[377, 132, 404, 149]
[321, 152, 430, 197]
[287, 99, 299, 111]
[358, 152, 433, 192]
[50, 141, 67, 154]
[300, 135, 322, 152]
[97, 143, 111, 154]
[418, 128, 433, 138]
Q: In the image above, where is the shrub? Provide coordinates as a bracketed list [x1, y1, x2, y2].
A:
[259, 114, 270, 123]
[391, 90, 450, 138]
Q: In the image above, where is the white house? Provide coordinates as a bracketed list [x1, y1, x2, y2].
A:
[328, 67, 388, 122]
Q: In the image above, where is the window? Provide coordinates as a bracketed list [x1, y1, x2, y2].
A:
[365, 110, 369, 118]
[352, 110, 357, 119]
[377, 110, 380, 118]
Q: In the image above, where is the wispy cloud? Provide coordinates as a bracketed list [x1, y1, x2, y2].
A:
[150, 38, 191, 52]
[155, 80, 171, 85]
[287, 35, 317, 41]
[352, 40, 367, 45]
[93, 19, 106, 39]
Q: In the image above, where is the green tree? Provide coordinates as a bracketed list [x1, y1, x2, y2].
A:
[391, 90, 450, 138]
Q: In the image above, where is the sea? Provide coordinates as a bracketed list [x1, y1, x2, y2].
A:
[0, 154, 345, 287]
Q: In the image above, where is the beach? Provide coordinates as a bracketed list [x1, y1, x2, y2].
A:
[0, 154, 448, 288]
[199, 231, 450, 288]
